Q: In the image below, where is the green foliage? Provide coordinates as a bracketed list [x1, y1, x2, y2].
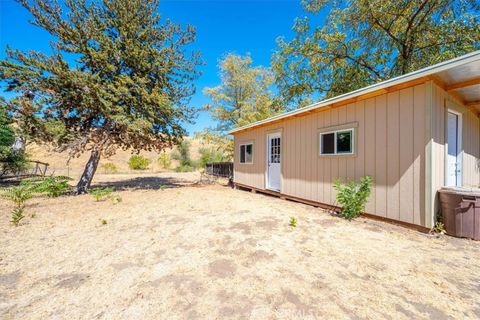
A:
[433, 222, 446, 234]
[1, 183, 35, 226]
[273, 0, 480, 104]
[24, 176, 71, 197]
[88, 187, 114, 202]
[1, 151, 30, 175]
[289, 216, 297, 227]
[195, 131, 233, 161]
[334, 176, 373, 220]
[100, 219, 108, 225]
[0, 99, 15, 160]
[199, 54, 284, 158]
[172, 140, 196, 171]
[159, 185, 167, 191]
[101, 163, 118, 174]
[10, 207, 25, 227]
[197, 147, 228, 168]
[128, 155, 151, 170]
[1, 184, 34, 207]
[0, 0, 202, 190]
[157, 152, 172, 169]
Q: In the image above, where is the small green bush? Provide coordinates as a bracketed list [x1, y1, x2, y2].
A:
[157, 152, 171, 169]
[88, 187, 114, 201]
[334, 176, 373, 220]
[101, 163, 118, 174]
[128, 155, 151, 170]
[289, 216, 297, 227]
[1, 183, 35, 227]
[10, 207, 25, 226]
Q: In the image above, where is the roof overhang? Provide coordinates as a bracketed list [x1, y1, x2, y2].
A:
[229, 51, 480, 135]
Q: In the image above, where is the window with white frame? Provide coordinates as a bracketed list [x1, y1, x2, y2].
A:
[240, 143, 253, 163]
[320, 128, 354, 155]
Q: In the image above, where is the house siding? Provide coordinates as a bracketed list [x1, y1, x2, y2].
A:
[234, 83, 429, 227]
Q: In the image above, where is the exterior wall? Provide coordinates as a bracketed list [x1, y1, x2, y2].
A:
[234, 83, 429, 227]
[431, 83, 480, 217]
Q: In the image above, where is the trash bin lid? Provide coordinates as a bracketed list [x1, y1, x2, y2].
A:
[440, 186, 480, 196]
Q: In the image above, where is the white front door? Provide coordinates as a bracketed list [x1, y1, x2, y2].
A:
[446, 111, 462, 187]
[267, 133, 281, 191]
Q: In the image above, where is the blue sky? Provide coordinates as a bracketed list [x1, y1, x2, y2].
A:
[0, 0, 318, 135]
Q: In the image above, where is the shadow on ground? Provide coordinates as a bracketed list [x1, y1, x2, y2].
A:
[93, 176, 193, 191]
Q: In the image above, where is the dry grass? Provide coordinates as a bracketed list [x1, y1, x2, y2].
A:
[1, 172, 479, 319]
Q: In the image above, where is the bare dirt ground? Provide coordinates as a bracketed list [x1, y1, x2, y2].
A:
[1, 172, 479, 319]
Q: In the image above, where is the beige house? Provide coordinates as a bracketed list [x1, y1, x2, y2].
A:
[229, 52, 480, 230]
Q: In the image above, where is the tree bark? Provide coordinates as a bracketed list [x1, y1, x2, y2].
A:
[76, 149, 101, 194]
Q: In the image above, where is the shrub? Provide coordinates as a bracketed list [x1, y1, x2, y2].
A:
[157, 152, 171, 169]
[1, 151, 30, 175]
[1, 184, 35, 226]
[10, 207, 25, 226]
[197, 147, 227, 168]
[334, 176, 373, 220]
[24, 176, 71, 197]
[128, 155, 151, 170]
[1, 184, 34, 207]
[289, 216, 297, 227]
[101, 163, 118, 174]
[88, 187, 114, 201]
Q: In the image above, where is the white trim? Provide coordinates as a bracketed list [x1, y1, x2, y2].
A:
[319, 128, 355, 156]
[228, 51, 480, 135]
[265, 131, 282, 192]
[444, 107, 463, 187]
[239, 142, 254, 164]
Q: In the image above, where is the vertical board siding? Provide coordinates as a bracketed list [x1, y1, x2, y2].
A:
[234, 83, 434, 227]
[431, 84, 480, 193]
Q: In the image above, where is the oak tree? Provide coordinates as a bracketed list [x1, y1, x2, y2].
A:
[273, 0, 480, 104]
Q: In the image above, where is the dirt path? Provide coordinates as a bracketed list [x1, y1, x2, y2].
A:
[1, 173, 479, 319]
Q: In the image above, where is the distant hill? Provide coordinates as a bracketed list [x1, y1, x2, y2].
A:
[26, 137, 204, 178]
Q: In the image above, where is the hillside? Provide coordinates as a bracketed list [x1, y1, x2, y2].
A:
[26, 137, 204, 178]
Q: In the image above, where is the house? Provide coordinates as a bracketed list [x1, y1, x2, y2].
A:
[229, 51, 480, 231]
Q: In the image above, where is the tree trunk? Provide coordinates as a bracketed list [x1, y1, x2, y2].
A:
[76, 149, 101, 194]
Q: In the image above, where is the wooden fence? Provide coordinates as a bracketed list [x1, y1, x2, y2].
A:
[0, 160, 49, 179]
[205, 162, 233, 178]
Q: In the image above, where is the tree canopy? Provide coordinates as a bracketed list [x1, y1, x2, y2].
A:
[0, 0, 201, 192]
[273, 0, 480, 105]
[199, 53, 283, 158]
[0, 98, 15, 159]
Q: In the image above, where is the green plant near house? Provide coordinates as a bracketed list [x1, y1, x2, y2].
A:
[88, 187, 114, 202]
[128, 155, 151, 170]
[157, 152, 171, 169]
[101, 163, 118, 174]
[289, 216, 298, 227]
[334, 176, 373, 220]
